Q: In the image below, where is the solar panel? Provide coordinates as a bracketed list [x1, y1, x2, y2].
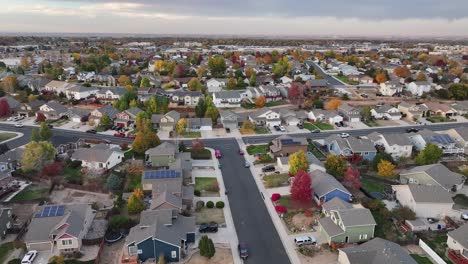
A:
[56, 206, 65, 216]
[144, 170, 181, 179]
[42, 206, 51, 217]
[34, 205, 66, 218]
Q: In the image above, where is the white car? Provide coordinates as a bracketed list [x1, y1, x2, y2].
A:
[462, 212, 468, 220]
[339, 132, 350, 138]
[21, 250, 37, 264]
[244, 161, 250, 168]
[279, 126, 286, 132]
[15, 123, 24, 128]
[6, 116, 15, 121]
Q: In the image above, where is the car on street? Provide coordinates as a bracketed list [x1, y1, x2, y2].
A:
[114, 132, 126, 137]
[261, 165, 275, 172]
[273, 125, 281, 131]
[126, 134, 136, 139]
[244, 161, 250, 168]
[461, 212, 468, 220]
[238, 149, 244, 155]
[86, 129, 97, 134]
[338, 132, 350, 138]
[7, 116, 16, 121]
[427, 218, 438, 224]
[360, 93, 369, 98]
[14, 123, 24, 128]
[406, 128, 419, 133]
[279, 125, 286, 132]
[238, 243, 249, 259]
[21, 250, 38, 264]
[311, 129, 320, 133]
[215, 149, 222, 158]
[199, 222, 218, 233]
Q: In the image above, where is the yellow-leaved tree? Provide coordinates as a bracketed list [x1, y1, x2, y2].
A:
[377, 160, 395, 177]
[289, 151, 310, 176]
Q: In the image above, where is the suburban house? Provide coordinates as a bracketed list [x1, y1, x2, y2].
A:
[145, 142, 177, 168]
[65, 85, 98, 100]
[280, 76, 293, 84]
[246, 85, 282, 102]
[124, 209, 195, 263]
[277, 152, 325, 173]
[248, 108, 281, 127]
[445, 127, 468, 148]
[186, 118, 213, 131]
[451, 101, 468, 115]
[447, 223, 468, 261]
[269, 135, 308, 158]
[370, 104, 402, 120]
[310, 170, 352, 204]
[408, 129, 464, 154]
[171, 91, 203, 107]
[206, 78, 226, 93]
[392, 184, 455, 218]
[90, 105, 119, 122]
[325, 135, 377, 161]
[69, 108, 91, 124]
[0, 148, 23, 187]
[338, 238, 418, 264]
[379, 82, 403, 96]
[399, 163, 465, 192]
[114, 107, 143, 128]
[319, 200, 376, 244]
[279, 109, 300, 126]
[338, 104, 361, 123]
[71, 144, 124, 172]
[38, 101, 71, 120]
[212, 91, 242, 108]
[17, 100, 46, 117]
[367, 132, 413, 159]
[0, 207, 12, 239]
[406, 81, 432, 96]
[151, 110, 180, 131]
[308, 110, 343, 125]
[219, 110, 242, 130]
[43, 80, 73, 94]
[398, 102, 429, 121]
[95, 87, 127, 104]
[305, 79, 329, 93]
[24, 204, 95, 253]
[424, 102, 457, 117]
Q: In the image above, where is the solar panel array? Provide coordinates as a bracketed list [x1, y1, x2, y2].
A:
[144, 170, 181, 179]
[429, 135, 454, 145]
[35, 205, 65, 218]
[281, 139, 299, 146]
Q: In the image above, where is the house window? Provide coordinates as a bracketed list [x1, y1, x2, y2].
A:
[62, 239, 72, 245]
[128, 246, 138, 255]
[359, 234, 368, 240]
[364, 152, 369, 155]
[171, 251, 177, 258]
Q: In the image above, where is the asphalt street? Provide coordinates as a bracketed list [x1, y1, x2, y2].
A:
[308, 61, 344, 86]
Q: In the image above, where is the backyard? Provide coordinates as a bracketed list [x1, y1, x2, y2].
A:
[410, 254, 434, 264]
[453, 194, 468, 209]
[11, 185, 48, 202]
[246, 144, 269, 155]
[63, 167, 84, 184]
[194, 207, 225, 224]
[195, 177, 219, 197]
[308, 143, 325, 159]
[361, 178, 389, 194]
[263, 173, 289, 188]
[0, 132, 17, 142]
[419, 232, 452, 263]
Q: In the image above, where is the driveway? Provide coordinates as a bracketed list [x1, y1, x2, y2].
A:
[33, 251, 51, 264]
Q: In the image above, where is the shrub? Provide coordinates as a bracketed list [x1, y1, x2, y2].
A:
[41, 162, 63, 177]
[206, 201, 214, 208]
[194, 190, 201, 197]
[195, 201, 205, 212]
[215, 201, 225, 208]
[106, 174, 123, 191]
[68, 160, 82, 169]
[271, 193, 281, 201]
[8, 259, 21, 264]
[109, 215, 136, 231]
[275, 205, 287, 214]
[304, 208, 313, 217]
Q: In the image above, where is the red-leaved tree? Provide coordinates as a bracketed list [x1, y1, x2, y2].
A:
[290, 170, 312, 205]
[0, 99, 10, 117]
[288, 82, 302, 105]
[191, 138, 205, 152]
[343, 167, 361, 189]
[42, 162, 63, 177]
[230, 55, 238, 64]
[36, 112, 46, 122]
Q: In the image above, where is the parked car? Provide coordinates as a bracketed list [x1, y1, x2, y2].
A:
[126, 134, 136, 139]
[361, 93, 369, 98]
[244, 161, 250, 168]
[114, 132, 125, 137]
[279, 126, 286, 132]
[462, 212, 468, 220]
[297, 123, 304, 129]
[311, 129, 320, 133]
[294, 236, 317, 247]
[238, 149, 244, 155]
[406, 128, 419, 133]
[6, 116, 16, 121]
[262, 165, 275, 172]
[273, 125, 281, 131]
[47, 124, 53, 128]
[86, 129, 97, 134]
[215, 149, 222, 159]
[338, 132, 350, 138]
[21, 250, 38, 264]
[199, 222, 218, 233]
[14, 123, 24, 128]
[238, 243, 249, 259]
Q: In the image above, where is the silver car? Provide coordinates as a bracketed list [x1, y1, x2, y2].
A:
[244, 161, 250, 168]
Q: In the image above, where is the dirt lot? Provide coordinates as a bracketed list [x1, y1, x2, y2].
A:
[50, 188, 113, 208]
[185, 248, 233, 264]
[194, 208, 225, 225]
[298, 249, 338, 264]
[99, 240, 125, 264]
[291, 213, 317, 231]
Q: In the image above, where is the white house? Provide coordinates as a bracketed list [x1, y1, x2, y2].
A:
[308, 109, 343, 125]
[206, 79, 226, 93]
[294, 74, 315, 82]
[44, 80, 72, 94]
[65, 85, 99, 100]
[370, 105, 402, 120]
[171, 91, 203, 106]
[367, 132, 412, 159]
[71, 144, 124, 172]
[280, 76, 293, 84]
[392, 184, 455, 219]
[212, 91, 241, 108]
[249, 108, 281, 127]
[447, 224, 468, 260]
[406, 81, 432, 96]
[379, 82, 403, 96]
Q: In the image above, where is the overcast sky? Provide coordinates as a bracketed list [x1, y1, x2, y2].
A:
[0, 0, 467, 37]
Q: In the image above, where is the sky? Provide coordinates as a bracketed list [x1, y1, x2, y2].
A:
[0, 0, 467, 37]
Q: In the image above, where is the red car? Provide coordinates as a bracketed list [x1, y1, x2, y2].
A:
[114, 133, 125, 137]
[238, 149, 244, 155]
[126, 134, 136, 139]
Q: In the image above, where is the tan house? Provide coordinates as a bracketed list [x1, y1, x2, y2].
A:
[447, 223, 468, 261]
[398, 102, 429, 120]
[445, 127, 468, 148]
[151, 110, 180, 131]
[269, 135, 308, 158]
[423, 102, 457, 117]
[399, 163, 465, 192]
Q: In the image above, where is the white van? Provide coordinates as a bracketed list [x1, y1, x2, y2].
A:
[294, 236, 317, 247]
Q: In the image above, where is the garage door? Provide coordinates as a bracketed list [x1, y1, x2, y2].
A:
[28, 242, 52, 251]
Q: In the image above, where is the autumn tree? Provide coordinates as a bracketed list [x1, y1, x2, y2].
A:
[324, 98, 342, 110]
[35, 112, 46, 123]
[288, 82, 302, 104]
[245, 66, 254, 78]
[241, 120, 255, 131]
[290, 170, 312, 205]
[191, 138, 205, 153]
[146, 95, 158, 114]
[140, 77, 151, 88]
[377, 160, 395, 177]
[0, 98, 10, 117]
[127, 188, 144, 214]
[393, 67, 411, 78]
[324, 155, 348, 180]
[208, 56, 226, 77]
[375, 73, 388, 84]
[188, 78, 203, 91]
[343, 167, 361, 189]
[205, 106, 219, 124]
[415, 143, 443, 165]
[255, 96, 266, 108]
[288, 151, 309, 176]
[360, 106, 373, 122]
[249, 72, 257, 86]
[272, 56, 291, 77]
[2, 75, 18, 93]
[132, 118, 160, 154]
[196, 65, 207, 78]
[173, 64, 187, 78]
[391, 206, 416, 222]
[118, 75, 132, 86]
[416, 72, 427, 81]
[176, 118, 187, 135]
[21, 141, 56, 172]
[39, 122, 53, 140]
[99, 113, 113, 128]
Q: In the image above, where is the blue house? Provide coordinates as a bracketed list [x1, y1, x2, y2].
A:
[125, 209, 195, 262]
[325, 135, 377, 161]
[310, 170, 352, 204]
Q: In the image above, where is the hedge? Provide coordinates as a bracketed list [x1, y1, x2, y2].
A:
[215, 201, 225, 209]
[206, 201, 214, 208]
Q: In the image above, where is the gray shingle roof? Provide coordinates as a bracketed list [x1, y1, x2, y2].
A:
[213, 91, 241, 99]
[71, 144, 123, 163]
[402, 163, 465, 190]
[310, 170, 351, 198]
[382, 133, 412, 146]
[448, 223, 468, 249]
[453, 127, 468, 141]
[407, 185, 454, 203]
[336, 208, 376, 227]
[151, 191, 182, 209]
[322, 197, 352, 212]
[339, 238, 417, 264]
[318, 217, 344, 237]
[145, 142, 176, 156]
[43, 101, 68, 114]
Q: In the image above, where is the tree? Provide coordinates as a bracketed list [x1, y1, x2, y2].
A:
[157, 254, 166, 264]
[372, 152, 394, 171]
[272, 56, 291, 77]
[291, 170, 312, 205]
[118, 75, 132, 86]
[173, 64, 187, 77]
[416, 72, 427, 81]
[176, 118, 187, 135]
[375, 73, 388, 84]
[205, 106, 219, 123]
[39, 122, 53, 140]
[35, 112, 46, 123]
[245, 66, 254, 78]
[41, 162, 63, 177]
[288, 82, 302, 104]
[415, 143, 443, 165]
[99, 113, 113, 128]
[255, 96, 266, 108]
[324, 98, 342, 110]
[360, 106, 372, 122]
[313, 99, 324, 109]
[31, 128, 41, 142]
[377, 160, 395, 177]
[140, 77, 151, 88]
[195, 99, 207, 118]
[129, 99, 138, 108]
[127, 188, 144, 214]
[199, 235, 215, 259]
[288, 151, 309, 176]
[188, 78, 203, 91]
[106, 174, 122, 191]
[324, 155, 348, 180]
[21, 141, 56, 172]
[237, 77, 245, 88]
[196, 65, 207, 78]
[208, 56, 226, 77]
[448, 84, 468, 100]
[132, 117, 160, 154]
[241, 120, 255, 131]
[343, 167, 361, 189]
[393, 66, 411, 78]
[249, 72, 257, 86]
[146, 95, 158, 114]
[227, 77, 237, 90]
[391, 206, 416, 222]
[191, 138, 205, 153]
[2, 75, 18, 93]
[0, 98, 10, 117]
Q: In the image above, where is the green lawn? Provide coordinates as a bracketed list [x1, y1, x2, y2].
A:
[11, 185, 48, 202]
[277, 195, 312, 212]
[308, 143, 325, 159]
[453, 194, 468, 209]
[303, 122, 318, 131]
[410, 254, 434, 264]
[427, 116, 456, 123]
[182, 131, 202, 138]
[246, 144, 269, 155]
[304, 122, 334, 131]
[421, 233, 452, 263]
[195, 177, 219, 196]
[241, 103, 256, 109]
[336, 75, 359, 85]
[0, 242, 13, 263]
[0, 132, 17, 142]
[255, 127, 270, 134]
[265, 101, 285, 107]
[63, 167, 83, 184]
[264, 173, 289, 188]
[364, 120, 380, 127]
[361, 178, 388, 193]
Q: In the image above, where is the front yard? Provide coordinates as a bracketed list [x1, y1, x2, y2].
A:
[195, 177, 220, 197]
[246, 144, 269, 155]
[276, 195, 318, 233]
[265, 100, 286, 107]
[426, 116, 456, 123]
[411, 254, 434, 264]
[255, 127, 270, 134]
[453, 194, 468, 209]
[304, 122, 334, 131]
[263, 173, 289, 188]
[194, 207, 225, 224]
[182, 131, 202, 138]
[11, 185, 48, 202]
[363, 119, 380, 127]
[308, 143, 325, 160]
